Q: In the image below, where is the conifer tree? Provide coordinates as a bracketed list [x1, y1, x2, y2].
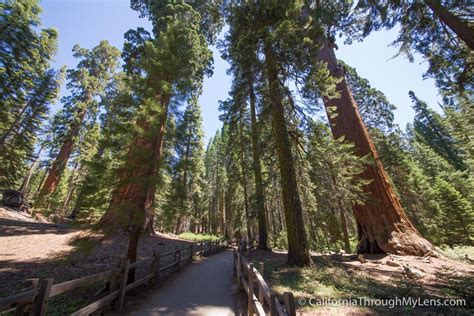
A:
[38, 41, 120, 200]
[352, 0, 473, 101]
[165, 97, 206, 234]
[410, 91, 465, 171]
[434, 178, 473, 246]
[99, 1, 221, 274]
[0, 0, 62, 188]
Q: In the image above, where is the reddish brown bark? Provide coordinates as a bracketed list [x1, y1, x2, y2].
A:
[38, 108, 87, 198]
[99, 93, 170, 279]
[318, 39, 434, 256]
[99, 94, 170, 233]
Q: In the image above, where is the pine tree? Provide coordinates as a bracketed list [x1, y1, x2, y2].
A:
[410, 91, 465, 171]
[165, 96, 206, 235]
[434, 178, 473, 246]
[352, 0, 472, 102]
[99, 1, 221, 276]
[0, 0, 62, 188]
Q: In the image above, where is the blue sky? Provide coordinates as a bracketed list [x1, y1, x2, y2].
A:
[40, 0, 442, 143]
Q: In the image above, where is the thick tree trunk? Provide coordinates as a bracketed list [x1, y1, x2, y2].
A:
[248, 80, 270, 250]
[127, 227, 141, 283]
[99, 95, 170, 232]
[38, 108, 87, 198]
[424, 0, 474, 49]
[318, 39, 434, 256]
[99, 93, 170, 278]
[264, 40, 311, 266]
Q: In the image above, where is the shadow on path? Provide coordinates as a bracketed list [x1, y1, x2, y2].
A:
[124, 250, 236, 316]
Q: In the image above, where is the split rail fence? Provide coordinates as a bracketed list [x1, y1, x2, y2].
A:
[233, 248, 296, 316]
[0, 240, 227, 316]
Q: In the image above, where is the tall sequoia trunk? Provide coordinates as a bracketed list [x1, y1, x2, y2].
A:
[264, 40, 311, 266]
[99, 94, 170, 231]
[248, 79, 270, 250]
[99, 93, 170, 280]
[38, 107, 87, 198]
[318, 39, 434, 256]
[424, 0, 474, 49]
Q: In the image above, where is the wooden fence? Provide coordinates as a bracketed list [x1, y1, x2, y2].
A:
[233, 249, 296, 316]
[0, 240, 227, 316]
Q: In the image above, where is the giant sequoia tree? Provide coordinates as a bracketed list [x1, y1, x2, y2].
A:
[316, 38, 434, 255]
[98, 1, 218, 270]
[38, 42, 119, 200]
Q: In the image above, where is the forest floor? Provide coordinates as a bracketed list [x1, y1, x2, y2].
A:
[247, 249, 474, 315]
[0, 207, 194, 315]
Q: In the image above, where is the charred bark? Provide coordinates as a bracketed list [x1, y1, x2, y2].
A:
[318, 39, 434, 256]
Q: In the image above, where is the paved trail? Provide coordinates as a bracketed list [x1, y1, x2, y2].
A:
[127, 250, 236, 316]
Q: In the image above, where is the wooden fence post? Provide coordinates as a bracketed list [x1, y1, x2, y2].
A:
[117, 257, 130, 311]
[233, 249, 236, 277]
[33, 278, 53, 316]
[248, 263, 254, 315]
[258, 262, 264, 275]
[108, 258, 122, 310]
[15, 278, 39, 316]
[236, 252, 241, 288]
[149, 251, 159, 286]
[258, 262, 264, 303]
[270, 293, 277, 316]
[283, 292, 296, 316]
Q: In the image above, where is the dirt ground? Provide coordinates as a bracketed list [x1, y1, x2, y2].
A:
[247, 249, 474, 315]
[0, 207, 194, 314]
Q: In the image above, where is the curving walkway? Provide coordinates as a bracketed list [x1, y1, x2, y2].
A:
[126, 249, 236, 316]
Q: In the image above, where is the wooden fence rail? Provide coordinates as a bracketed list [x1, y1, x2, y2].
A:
[0, 239, 227, 316]
[233, 249, 296, 316]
